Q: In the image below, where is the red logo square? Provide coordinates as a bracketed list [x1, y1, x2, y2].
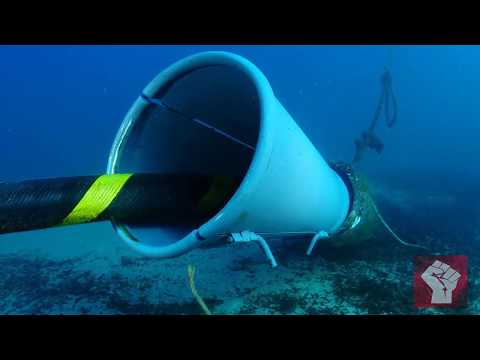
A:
[413, 255, 468, 308]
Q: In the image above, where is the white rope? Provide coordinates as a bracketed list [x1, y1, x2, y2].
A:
[369, 196, 429, 251]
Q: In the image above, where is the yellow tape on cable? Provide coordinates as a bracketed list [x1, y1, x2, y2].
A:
[62, 173, 133, 225]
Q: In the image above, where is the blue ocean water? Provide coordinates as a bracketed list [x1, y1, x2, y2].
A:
[0, 45, 479, 314]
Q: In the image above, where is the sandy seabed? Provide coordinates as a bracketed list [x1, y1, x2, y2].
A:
[0, 181, 478, 315]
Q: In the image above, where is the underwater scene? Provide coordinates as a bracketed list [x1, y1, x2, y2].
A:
[0, 45, 479, 315]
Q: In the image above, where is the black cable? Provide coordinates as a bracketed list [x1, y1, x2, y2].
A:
[0, 173, 241, 235]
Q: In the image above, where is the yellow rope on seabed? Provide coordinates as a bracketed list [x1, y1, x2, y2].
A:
[187, 264, 212, 315]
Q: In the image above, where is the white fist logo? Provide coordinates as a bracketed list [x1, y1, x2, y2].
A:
[421, 260, 461, 304]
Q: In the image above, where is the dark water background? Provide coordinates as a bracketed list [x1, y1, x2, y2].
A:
[0, 45, 479, 314]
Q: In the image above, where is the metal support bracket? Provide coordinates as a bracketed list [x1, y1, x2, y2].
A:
[228, 230, 278, 268]
[306, 230, 329, 256]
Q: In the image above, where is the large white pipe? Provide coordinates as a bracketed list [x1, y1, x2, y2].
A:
[107, 51, 351, 259]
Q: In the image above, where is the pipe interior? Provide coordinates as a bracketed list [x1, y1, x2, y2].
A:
[115, 65, 261, 246]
